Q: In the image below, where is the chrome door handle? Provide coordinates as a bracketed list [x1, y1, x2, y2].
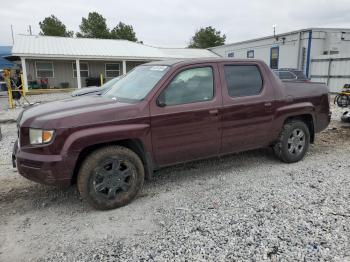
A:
[264, 102, 273, 113]
[209, 109, 219, 115]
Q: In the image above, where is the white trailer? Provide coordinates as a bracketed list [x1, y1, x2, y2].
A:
[209, 28, 350, 90]
[310, 55, 350, 92]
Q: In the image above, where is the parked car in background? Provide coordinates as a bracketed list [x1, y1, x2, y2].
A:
[13, 59, 330, 210]
[71, 76, 121, 97]
[274, 68, 310, 81]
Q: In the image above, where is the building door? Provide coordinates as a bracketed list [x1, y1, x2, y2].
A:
[270, 47, 279, 69]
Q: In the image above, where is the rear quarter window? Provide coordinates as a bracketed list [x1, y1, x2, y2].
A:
[278, 71, 296, 80]
[224, 65, 263, 97]
[292, 70, 308, 80]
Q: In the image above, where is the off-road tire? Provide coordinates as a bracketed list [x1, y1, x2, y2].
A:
[273, 120, 310, 163]
[77, 146, 144, 210]
[341, 111, 350, 123]
[335, 94, 350, 107]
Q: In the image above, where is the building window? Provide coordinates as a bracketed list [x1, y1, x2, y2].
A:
[301, 47, 306, 72]
[224, 65, 263, 97]
[72, 62, 89, 78]
[247, 50, 254, 58]
[105, 63, 120, 78]
[270, 47, 279, 69]
[227, 52, 234, 58]
[35, 61, 54, 78]
[323, 50, 340, 55]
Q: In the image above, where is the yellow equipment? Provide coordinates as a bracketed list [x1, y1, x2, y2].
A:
[3, 69, 28, 109]
[3, 69, 14, 109]
[100, 73, 104, 86]
[334, 84, 350, 108]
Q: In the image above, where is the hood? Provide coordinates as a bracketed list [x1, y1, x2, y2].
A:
[20, 95, 144, 129]
[71, 86, 106, 97]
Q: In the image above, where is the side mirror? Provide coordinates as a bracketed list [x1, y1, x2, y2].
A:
[157, 100, 166, 107]
[157, 94, 166, 107]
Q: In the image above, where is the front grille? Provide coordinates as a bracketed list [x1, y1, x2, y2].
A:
[21, 159, 42, 168]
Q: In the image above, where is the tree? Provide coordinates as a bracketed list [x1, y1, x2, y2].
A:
[39, 15, 73, 37]
[188, 26, 226, 48]
[77, 12, 110, 38]
[110, 22, 138, 42]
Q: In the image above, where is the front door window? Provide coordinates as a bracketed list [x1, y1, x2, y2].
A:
[158, 67, 214, 106]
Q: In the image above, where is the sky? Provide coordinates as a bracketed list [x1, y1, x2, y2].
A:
[1, 0, 350, 47]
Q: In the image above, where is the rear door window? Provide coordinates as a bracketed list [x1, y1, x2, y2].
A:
[224, 65, 263, 97]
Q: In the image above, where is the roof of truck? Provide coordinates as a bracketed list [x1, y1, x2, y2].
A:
[145, 58, 265, 66]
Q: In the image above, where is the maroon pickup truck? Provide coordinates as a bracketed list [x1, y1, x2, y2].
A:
[13, 59, 330, 210]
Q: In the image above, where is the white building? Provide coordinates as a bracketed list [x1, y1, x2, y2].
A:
[209, 28, 350, 91]
[8, 35, 218, 91]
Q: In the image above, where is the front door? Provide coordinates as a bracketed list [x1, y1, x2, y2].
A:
[219, 62, 276, 154]
[150, 64, 222, 167]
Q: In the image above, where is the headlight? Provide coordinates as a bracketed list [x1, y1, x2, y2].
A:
[29, 128, 55, 145]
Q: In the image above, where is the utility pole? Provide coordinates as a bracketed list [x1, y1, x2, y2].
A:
[11, 25, 14, 44]
[28, 25, 32, 35]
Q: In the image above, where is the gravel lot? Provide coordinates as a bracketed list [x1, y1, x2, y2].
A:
[1, 94, 350, 261]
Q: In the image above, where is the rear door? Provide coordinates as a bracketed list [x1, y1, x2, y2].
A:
[219, 61, 276, 154]
[150, 63, 222, 167]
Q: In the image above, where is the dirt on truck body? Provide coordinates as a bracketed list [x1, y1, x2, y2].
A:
[13, 58, 330, 210]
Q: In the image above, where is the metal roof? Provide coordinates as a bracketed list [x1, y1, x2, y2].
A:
[209, 27, 350, 50]
[0, 46, 13, 69]
[0, 57, 13, 69]
[0, 46, 12, 55]
[12, 35, 218, 60]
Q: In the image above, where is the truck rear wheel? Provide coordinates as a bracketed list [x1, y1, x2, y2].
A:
[77, 146, 144, 210]
[273, 120, 310, 163]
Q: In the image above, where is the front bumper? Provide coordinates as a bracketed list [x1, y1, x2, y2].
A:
[13, 140, 75, 187]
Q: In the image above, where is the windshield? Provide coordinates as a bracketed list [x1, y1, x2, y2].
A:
[103, 65, 170, 101]
[102, 76, 121, 89]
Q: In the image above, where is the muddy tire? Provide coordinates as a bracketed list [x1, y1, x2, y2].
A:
[335, 94, 350, 108]
[273, 120, 310, 163]
[77, 146, 144, 210]
[341, 111, 350, 123]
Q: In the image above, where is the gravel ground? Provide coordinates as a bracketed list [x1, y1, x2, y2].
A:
[0, 95, 350, 261]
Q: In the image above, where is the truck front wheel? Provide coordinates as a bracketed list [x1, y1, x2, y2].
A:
[273, 120, 310, 163]
[77, 146, 144, 210]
